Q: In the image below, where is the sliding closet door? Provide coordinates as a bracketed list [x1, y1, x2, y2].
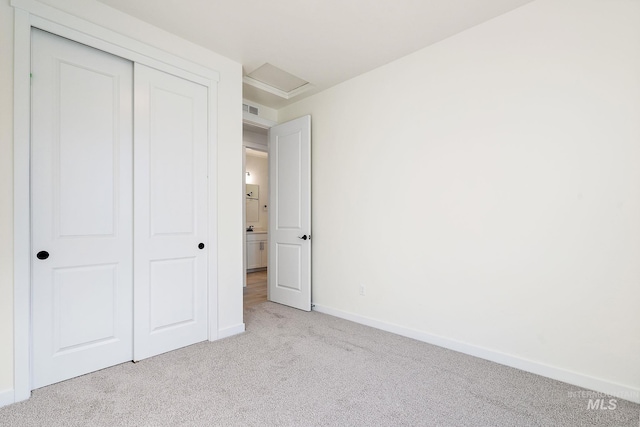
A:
[133, 64, 209, 360]
[31, 29, 134, 388]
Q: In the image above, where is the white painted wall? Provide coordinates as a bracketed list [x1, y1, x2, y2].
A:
[0, 0, 243, 397]
[245, 153, 269, 231]
[279, 0, 640, 398]
[243, 130, 268, 147]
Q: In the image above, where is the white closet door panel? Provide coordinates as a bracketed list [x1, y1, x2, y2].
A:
[31, 29, 133, 389]
[134, 63, 208, 361]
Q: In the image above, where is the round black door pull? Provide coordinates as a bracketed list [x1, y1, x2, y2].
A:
[298, 235, 308, 240]
[36, 251, 49, 260]
[198, 243, 205, 249]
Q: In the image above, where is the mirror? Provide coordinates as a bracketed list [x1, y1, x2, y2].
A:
[246, 184, 259, 223]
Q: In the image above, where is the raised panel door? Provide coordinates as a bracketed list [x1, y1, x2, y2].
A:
[31, 29, 134, 388]
[133, 63, 209, 360]
[268, 116, 311, 311]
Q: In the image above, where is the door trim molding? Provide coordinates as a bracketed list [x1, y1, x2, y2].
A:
[242, 112, 276, 129]
[13, 6, 31, 404]
[12, 0, 219, 404]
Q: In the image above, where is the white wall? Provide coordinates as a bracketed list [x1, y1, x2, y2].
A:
[0, 0, 244, 397]
[279, 0, 640, 399]
[245, 153, 269, 231]
[243, 129, 268, 147]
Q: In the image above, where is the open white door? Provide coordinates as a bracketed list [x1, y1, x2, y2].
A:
[268, 116, 311, 311]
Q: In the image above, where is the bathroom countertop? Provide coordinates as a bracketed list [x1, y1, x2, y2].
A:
[247, 230, 267, 234]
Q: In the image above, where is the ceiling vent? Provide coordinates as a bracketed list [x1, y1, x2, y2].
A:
[244, 63, 312, 100]
[243, 103, 259, 116]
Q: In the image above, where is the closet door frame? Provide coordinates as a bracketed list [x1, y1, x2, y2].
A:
[12, 0, 220, 403]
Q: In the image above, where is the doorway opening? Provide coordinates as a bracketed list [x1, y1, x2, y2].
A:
[243, 124, 270, 310]
[241, 115, 312, 312]
[244, 270, 267, 309]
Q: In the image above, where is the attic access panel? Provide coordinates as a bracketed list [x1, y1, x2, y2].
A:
[244, 63, 312, 99]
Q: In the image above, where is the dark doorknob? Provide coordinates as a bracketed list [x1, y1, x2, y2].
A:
[198, 243, 205, 249]
[298, 235, 308, 241]
[36, 251, 49, 260]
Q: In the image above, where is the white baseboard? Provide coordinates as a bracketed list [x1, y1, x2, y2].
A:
[0, 388, 15, 408]
[312, 304, 640, 404]
[217, 323, 245, 340]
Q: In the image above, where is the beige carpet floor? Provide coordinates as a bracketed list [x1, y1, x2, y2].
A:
[0, 301, 638, 426]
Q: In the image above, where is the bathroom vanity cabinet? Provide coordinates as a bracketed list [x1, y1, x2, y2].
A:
[246, 232, 268, 270]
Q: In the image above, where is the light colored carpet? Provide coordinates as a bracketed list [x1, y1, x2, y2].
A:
[1, 302, 638, 426]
